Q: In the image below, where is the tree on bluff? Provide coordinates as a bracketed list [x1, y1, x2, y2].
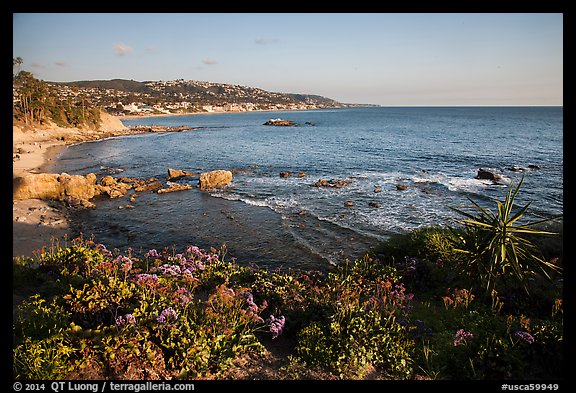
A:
[13, 58, 101, 129]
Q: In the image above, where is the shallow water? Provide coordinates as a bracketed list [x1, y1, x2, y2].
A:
[51, 107, 563, 270]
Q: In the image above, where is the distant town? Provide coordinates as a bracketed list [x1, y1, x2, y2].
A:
[51, 78, 374, 116]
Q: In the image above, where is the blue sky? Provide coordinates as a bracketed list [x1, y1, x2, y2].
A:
[13, 13, 563, 106]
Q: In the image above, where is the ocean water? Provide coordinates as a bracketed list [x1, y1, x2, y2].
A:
[50, 106, 563, 270]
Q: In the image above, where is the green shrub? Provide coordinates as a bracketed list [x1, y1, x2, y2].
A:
[293, 256, 414, 379]
[449, 176, 562, 297]
[13, 335, 78, 379]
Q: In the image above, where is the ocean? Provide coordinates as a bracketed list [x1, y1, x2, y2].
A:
[50, 106, 563, 270]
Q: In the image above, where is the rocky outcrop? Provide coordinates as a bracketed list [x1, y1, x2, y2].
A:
[13, 172, 182, 206]
[158, 184, 193, 194]
[98, 111, 128, 132]
[167, 168, 195, 181]
[312, 178, 351, 188]
[198, 170, 233, 190]
[13, 173, 62, 201]
[280, 171, 306, 178]
[133, 178, 163, 193]
[97, 175, 133, 198]
[476, 168, 501, 181]
[13, 172, 99, 203]
[263, 119, 299, 126]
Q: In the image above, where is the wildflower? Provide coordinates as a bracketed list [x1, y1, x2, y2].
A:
[115, 313, 136, 326]
[206, 254, 219, 264]
[267, 315, 286, 339]
[174, 287, 192, 306]
[454, 329, 474, 346]
[133, 273, 159, 289]
[157, 307, 179, 325]
[96, 243, 113, 258]
[97, 261, 115, 274]
[173, 253, 187, 265]
[514, 331, 535, 345]
[390, 283, 414, 313]
[115, 255, 133, 273]
[243, 292, 259, 313]
[145, 249, 159, 259]
[152, 264, 182, 277]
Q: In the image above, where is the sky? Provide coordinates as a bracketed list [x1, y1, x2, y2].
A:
[12, 13, 563, 106]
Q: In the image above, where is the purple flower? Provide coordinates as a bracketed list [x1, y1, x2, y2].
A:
[152, 263, 182, 277]
[173, 253, 187, 265]
[157, 307, 179, 325]
[96, 243, 113, 258]
[514, 331, 535, 344]
[115, 313, 136, 326]
[174, 287, 192, 306]
[115, 255, 133, 273]
[133, 273, 159, 289]
[454, 329, 474, 346]
[244, 292, 259, 313]
[267, 315, 286, 339]
[145, 249, 159, 259]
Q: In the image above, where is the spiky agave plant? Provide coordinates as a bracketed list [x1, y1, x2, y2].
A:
[449, 175, 562, 296]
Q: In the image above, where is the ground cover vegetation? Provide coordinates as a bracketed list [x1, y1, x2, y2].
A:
[13, 178, 563, 380]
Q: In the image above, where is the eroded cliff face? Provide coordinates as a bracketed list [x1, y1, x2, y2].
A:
[97, 111, 128, 132]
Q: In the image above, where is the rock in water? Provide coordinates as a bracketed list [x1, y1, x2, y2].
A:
[263, 119, 299, 126]
[475, 168, 501, 181]
[167, 168, 194, 180]
[198, 170, 233, 190]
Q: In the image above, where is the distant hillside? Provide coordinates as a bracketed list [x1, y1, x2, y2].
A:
[52, 79, 350, 115]
[63, 79, 151, 93]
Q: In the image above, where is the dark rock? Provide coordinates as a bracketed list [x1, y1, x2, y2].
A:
[369, 201, 381, 208]
[279, 171, 292, 178]
[263, 119, 299, 126]
[312, 178, 351, 188]
[396, 184, 408, 191]
[528, 164, 541, 170]
[476, 168, 501, 181]
[508, 166, 525, 172]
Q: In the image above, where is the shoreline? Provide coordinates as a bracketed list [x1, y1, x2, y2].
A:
[12, 113, 156, 258]
[12, 109, 300, 259]
[117, 106, 346, 120]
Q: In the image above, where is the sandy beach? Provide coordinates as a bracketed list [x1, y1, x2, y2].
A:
[12, 113, 129, 258]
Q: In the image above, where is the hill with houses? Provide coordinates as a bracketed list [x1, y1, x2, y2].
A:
[53, 78, 361, 116]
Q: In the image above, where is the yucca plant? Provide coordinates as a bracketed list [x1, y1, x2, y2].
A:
[449, 175, 562, 296]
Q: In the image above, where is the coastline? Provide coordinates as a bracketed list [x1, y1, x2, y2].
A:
[12, 113, 141, 258]
[11, 108, 316, 259]
[117, 106, 345, 120]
